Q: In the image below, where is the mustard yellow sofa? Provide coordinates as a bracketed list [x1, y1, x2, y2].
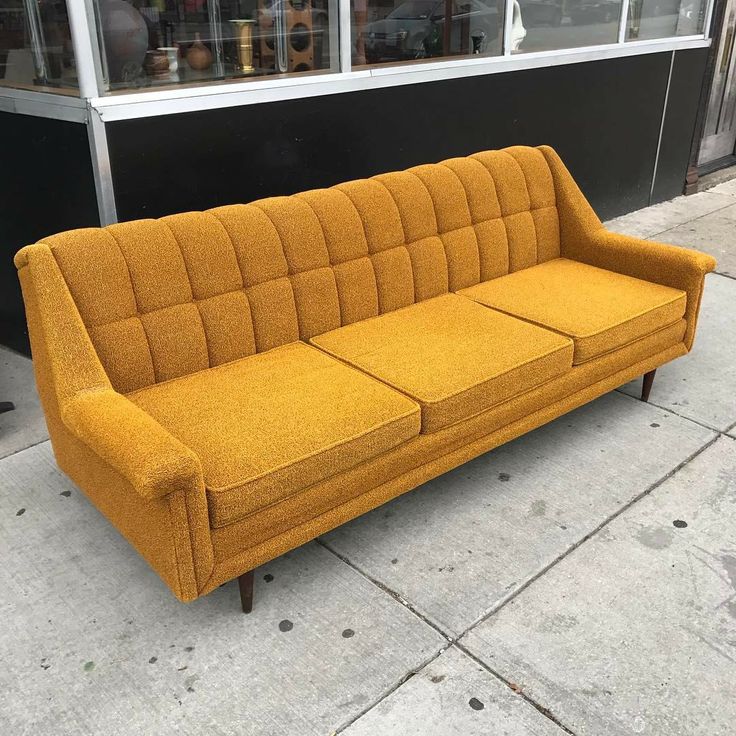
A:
[15, 145, 715, 612]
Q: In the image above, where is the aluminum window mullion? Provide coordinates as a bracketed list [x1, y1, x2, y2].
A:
[702, 0, 716, 38]
[328, 0, 341, 72]
[503, 0, 515, 55]
[87, 107, 118, 225]
[339, 0, 353, 73]
[618, 0, 631, 44]
[67, 0, 104, 98]
[22, 0, 48, 83]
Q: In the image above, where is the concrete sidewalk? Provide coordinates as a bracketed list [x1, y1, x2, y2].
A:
[2, 177, 735, 736]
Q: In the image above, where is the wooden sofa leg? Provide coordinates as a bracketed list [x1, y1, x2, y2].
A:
[238, 570, 255, 613]
[641, 369, 656, 402]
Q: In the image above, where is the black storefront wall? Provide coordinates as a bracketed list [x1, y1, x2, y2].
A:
[1, 46, 709, 353]
[0, 113, 100, 354]
[108, 47, 710, 223]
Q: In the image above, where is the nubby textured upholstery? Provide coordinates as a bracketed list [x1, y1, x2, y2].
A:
[16, 146, 715, 605]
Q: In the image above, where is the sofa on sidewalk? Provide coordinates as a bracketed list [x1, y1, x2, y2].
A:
[15, 146, 715, 611]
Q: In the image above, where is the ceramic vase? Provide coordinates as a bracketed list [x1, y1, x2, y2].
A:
[158, 46, 179, 77]
[229, 19, 256, 73]
[144, 49, 170, 79]
[187, 33, 213, 71]
[99, 0, 148, 83]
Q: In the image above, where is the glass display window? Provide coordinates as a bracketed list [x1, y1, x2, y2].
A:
[625, 0, 706, 40]
[514, 0, 623, 53]
[0, 0, 78, 93]
[351, 0, 508, 67]
[94, 0, 337, 92]
[0, 0, 712, 101]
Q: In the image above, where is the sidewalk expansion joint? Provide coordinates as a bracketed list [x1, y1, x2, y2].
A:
[454, 432, 719, 636]
[317, 537, 452, 643]
[454, 641, 579, 735]
[613, 388, 726, 435]
[331, 643, 453, 734]
[713, 270, 736, 282]
[645, 194, 736, 242]
[319, 431, 720, 733]
[0, 437, 50, 463]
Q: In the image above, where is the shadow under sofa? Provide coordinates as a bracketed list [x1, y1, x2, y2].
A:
[15, 145, 716, 611]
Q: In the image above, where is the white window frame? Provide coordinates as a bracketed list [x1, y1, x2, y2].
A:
[90, 35, 710, 121]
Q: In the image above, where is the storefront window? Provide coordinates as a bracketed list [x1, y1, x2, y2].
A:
[625, 0, 705, 40]
[0, 1, 77, 92]
[0, 0, 711, 99]
[94, 0, 337, 92]
[515, 0, 623, 53]
[351, 0, 507, 67]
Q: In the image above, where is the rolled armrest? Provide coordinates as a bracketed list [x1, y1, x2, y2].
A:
[62, 389, 204, 501]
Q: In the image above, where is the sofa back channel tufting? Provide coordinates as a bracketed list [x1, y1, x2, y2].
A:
[41, 147, 559, 394]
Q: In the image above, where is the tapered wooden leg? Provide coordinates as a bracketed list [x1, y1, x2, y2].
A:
[238, 570, 254, 614]
[641, 369, 656, 402]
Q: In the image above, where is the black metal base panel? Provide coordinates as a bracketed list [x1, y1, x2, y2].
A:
[107, 48, 708, 224]
[0, 113, 99, 354]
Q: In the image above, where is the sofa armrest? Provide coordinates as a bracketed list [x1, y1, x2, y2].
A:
[62, 389, 204, 501]
[17, 242, 213, 599]
[537, 146, 716, 351]
[566, 229, 717, 291]
[566, 229, 716, 351]
[20, 243, 202, 499]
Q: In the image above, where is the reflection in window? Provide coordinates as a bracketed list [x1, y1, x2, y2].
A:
[0, 1, 77, 92]
[515, 0, 622, 52]
[95, 0, 336, 92]
[626, 0, 705, 40]
[352, 0, 514, 66]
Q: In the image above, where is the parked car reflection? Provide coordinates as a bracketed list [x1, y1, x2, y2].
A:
[517, 0, 564, 27]
[361, 0, 525, 63]
[566, 0, 621, 25]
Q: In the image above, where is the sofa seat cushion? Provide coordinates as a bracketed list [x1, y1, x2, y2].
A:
[459, 258, 687, 364]
[310, 293, 573, 434]
[128, 342, 421, 527]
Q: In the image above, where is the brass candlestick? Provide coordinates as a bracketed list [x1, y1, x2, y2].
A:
[229, 19, 256, 73]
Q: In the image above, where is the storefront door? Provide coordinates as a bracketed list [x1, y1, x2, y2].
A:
[700, 0, 736, 166]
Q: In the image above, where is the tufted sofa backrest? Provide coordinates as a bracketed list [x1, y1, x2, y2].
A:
[42, 145, 561, 394]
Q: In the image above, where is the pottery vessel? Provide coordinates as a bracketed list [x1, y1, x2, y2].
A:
[187, 33, 213, 71]
[144, 49, 170, 79]
[158, 46, 179, 76]
[99, 0, 148, 83]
